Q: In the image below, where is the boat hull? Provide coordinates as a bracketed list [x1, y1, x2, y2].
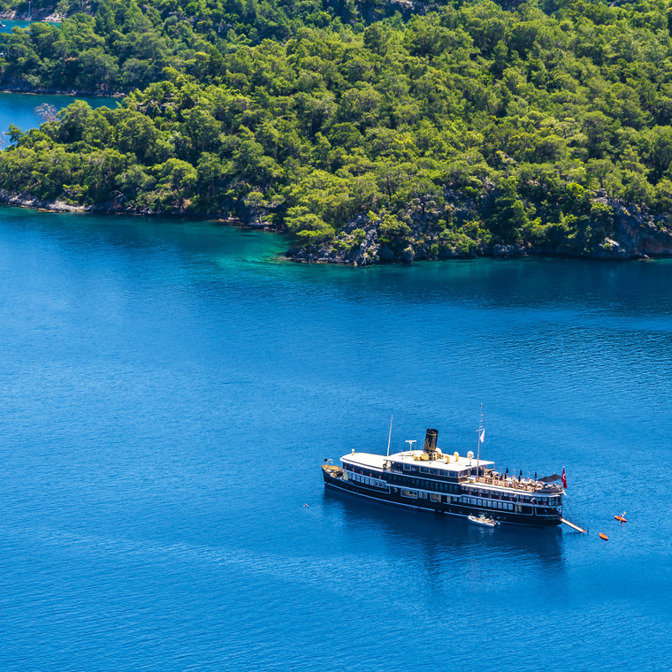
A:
[468, 515, 498, 527]
[322, 468, 561, 528]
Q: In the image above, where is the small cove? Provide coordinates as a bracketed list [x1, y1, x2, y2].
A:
[0, 92, 119, 146]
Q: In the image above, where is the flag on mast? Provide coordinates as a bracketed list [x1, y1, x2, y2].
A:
[479, 429, 485, 443]
[561, 467, 567, 489]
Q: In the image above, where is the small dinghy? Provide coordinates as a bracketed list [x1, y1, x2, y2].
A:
[468, 514, 499, 528]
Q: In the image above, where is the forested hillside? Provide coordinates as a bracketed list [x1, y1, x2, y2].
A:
[0, 0, 69, 18]
[2, 1, 672, 262]
[0, 0, 362, 92]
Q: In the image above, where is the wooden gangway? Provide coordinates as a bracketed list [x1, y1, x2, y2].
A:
[560, 517, 587, 533]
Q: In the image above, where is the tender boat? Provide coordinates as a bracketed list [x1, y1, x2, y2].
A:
[468, 514, 499, 528]
[322, 425, 566, 528]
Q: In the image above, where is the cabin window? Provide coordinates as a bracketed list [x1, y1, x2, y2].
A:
[401, 490, 417, 499]
[430, 494, 440, 502]
[403, 464, 411, 471]
[420, 467, 430, 474]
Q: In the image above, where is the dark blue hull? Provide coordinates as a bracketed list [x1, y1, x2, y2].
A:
[322, 469, 561, 528]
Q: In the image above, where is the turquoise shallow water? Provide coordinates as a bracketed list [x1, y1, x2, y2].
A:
[0, 207, 671, 671]
[0, 19, 61, 34]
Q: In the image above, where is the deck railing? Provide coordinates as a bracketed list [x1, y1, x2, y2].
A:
[471, 474, 562, 493]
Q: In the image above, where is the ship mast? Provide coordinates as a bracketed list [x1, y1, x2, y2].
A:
[476, 404, 484, 478]
[386, 415, 393, 456]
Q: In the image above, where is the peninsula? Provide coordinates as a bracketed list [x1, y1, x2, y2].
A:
[2, 0, 672, 264]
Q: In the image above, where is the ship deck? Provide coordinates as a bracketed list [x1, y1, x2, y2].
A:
[342, 450, 563, 494]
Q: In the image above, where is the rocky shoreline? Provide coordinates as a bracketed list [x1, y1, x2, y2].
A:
[283, 192, 672, 265]
[0, 189, 89, 213]
[0, 11, 63, 22]
[2, 187, 672, 265]
[0, 86, 124, 97]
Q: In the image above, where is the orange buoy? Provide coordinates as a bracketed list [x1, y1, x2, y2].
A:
[599, 533, 608, 540]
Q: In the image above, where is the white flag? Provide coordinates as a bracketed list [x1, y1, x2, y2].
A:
[479, 429, 485, 443]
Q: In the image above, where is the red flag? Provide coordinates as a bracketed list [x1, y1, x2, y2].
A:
[561, 467, 567, 489]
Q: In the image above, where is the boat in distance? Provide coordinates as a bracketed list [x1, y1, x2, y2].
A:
[322, 427, 565, 527]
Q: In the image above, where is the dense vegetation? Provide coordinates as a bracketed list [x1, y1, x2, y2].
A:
[3, 1, 672, 260]
[0, 0, 370, 92]
[0, 0, 68, 16]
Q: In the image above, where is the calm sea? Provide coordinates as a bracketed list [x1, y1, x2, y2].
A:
[0, 112, 671, 671]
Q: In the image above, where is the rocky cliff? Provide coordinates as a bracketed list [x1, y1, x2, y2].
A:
[285, 190, 672, 265]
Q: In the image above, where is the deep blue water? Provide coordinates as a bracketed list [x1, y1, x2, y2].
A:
[0, 207, 671, 671]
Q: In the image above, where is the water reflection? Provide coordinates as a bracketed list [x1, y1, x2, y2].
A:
[323, 488, 565, 571]
[281, 255, 672, 319]
[3, 205, 672, 321]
